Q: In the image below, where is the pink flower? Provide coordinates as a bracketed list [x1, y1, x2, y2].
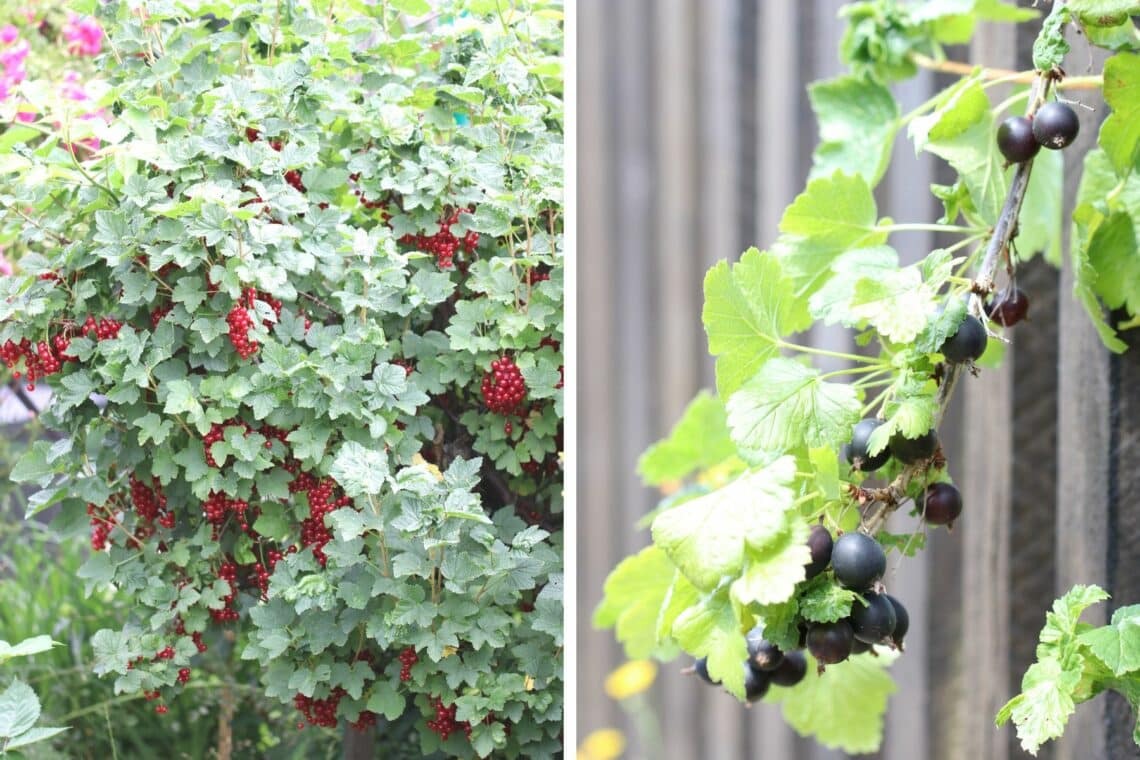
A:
[15, 109, 36, 123]
[0, 39, 29, 71]
[60, 70, 87, 101]
[0, 25, 18, 45]
[63, 14, 102, 57]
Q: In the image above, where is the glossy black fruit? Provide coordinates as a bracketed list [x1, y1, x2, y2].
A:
[940, 314, 987, 363]
[845, 418, 890, 472]
[889, 428, 939, 464]
[986, 287, 1030, 327]
[745, 627, 785, 671]
[1033, 102, 1079, 150]
[805, 524, 834, 580]
[694, 657, 717, 685]
[831, 532, 887, 591]
[850, 591, 898, 644]
[997, 116, 1040, 163]
[744, 663, 772, 702]
[883, 594, 909, 649]
[807, 620, 854, 665]
[770, 650, 808, 687]
[917, 482, 963, 526]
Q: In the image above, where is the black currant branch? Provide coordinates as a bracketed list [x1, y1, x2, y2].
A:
[860, 73, 1053, 537]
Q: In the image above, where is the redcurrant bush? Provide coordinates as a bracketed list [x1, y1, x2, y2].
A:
[1, 3, 563, 758]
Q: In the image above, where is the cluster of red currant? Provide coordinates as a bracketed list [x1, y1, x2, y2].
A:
[297, 475, 353, 567]
[481, 356, 527, 416]
[426, 697, 462, 741]
[1, 315, 121, 391]
[210, 561, 240, 623]
[398, 646, 418, 682]
[294, 688, 345, 728]
[399, 206, 480, 269]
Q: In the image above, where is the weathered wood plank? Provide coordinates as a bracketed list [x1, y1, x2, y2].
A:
[1054, 35, 1112, 760]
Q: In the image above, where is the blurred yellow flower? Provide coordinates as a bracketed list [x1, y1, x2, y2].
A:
[577, 728, 626, 760]
[604, 659, 657, 700]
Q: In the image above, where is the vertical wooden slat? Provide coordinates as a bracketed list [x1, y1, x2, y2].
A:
[1054, 37, 1112, 760]
[696, 4, 747, 757]
[576, 0, 621, 746]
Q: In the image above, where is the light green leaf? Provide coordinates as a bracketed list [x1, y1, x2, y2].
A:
[729, 520, 811, 607]
[726, 359, 862, 464]
[849, 267, 938, 344]
[593, 546, 677, 659]
[766, 650, 898, 753]
[1099, 53, 1140, 175]
[4, 725, 68, 749]
[702, 249, 810, 398]
[909, 78, 1004, 222]
[638, 391, 738, 485]
[0, 679, 39, 739]
[365, 680, 407, 721]
[1018, 147, 1064, 265]
[651, 458, 797, 591]
[797, 574, 858, 623]
[809, 246, 900, 325]
[997, 658, 1082, 755]
[808, 76, 899, 185]
[671, 589, 748, 699]
[0, 636, 55, 662]
[1079, 604, 1140, 675]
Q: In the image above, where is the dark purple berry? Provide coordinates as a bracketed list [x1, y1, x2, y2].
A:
[883, 594, 909, 649]
[940, 314, 987, 363]
[805, 525, 833, 580]
[845, 418, 889, 472]
[917, 482, 963, 526]
[744, 663, 772, 702]
[745, 627, 784, 671]
[986, 287, 1030, 327]
[1033, 102, 1079, 150]
[770, 650, 808, 687]
[996, 116, 1040, 163]
[851, 638, 875, 655]
[693, 657, 717, 685]
[807, 620, 854, 666]
[889, 428, 939, 464]
[849, 591, 898, 644]
[831, 532, 886, 591]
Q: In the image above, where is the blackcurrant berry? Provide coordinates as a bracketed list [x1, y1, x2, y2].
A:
[883, 593, 909, 649]
[845, 418, 889, 472]
[693, 657, 717, 685]
[849, 591, 898, 644]
[917, 482, 962, 526]
[804, 524, 834, 580]
[769, 650, 808, 687]
[889, 428, 939, 464]
[1033, 102, 1079, 150]
[807, 620, 854, 666]
[986, 287, 1029, 327]
[745, 627, 784, 671]
[744, 662, 772, 702]
[831, 532, 886, 591]
[939, 314, 987, 363]
[996, 116, 1040, 163]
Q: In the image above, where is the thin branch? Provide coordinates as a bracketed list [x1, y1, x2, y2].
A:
[861, 74, 1051, 537]
[909, 52, 1102, 90]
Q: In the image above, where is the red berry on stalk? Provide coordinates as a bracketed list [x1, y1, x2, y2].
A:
[986, 287, 1030, 327]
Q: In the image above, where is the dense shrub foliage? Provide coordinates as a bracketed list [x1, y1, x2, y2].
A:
[1, 1, 563, 757]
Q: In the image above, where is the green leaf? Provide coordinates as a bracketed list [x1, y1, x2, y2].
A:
[593, 546, 679, 659]
[775, 172, 888, 300]
[797, 574, 858, 623]
[702, 249, 810, 398]
[329, 442, 391, 498]
[1100, 53, 1140, 176]
[729, 520, 811, 607]
[808, 76, 899, 185]
[651, 457, 797, 591]
[0, 679, 40, 739]
[726, 359, 862, 464]
[1033, 4, 1072, 72]
[1069, 1, 1140, 23]
[671, 589, 748, 699]
[809, 246, 900, 325]
[909, 78, 1004, 222]
[765, 650, 898, 753]
[1018, 147, 1064, 265]
[997, 658, 1082, 755]
[849, 267, 938, 344]
[4, 725, 68, 750]
[1079, 604, 1140, 675]
[638, 391, 738, 485]
[0, 636, 55, 662]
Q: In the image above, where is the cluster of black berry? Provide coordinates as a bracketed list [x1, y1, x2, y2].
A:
[997, 100, 1080, 163]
